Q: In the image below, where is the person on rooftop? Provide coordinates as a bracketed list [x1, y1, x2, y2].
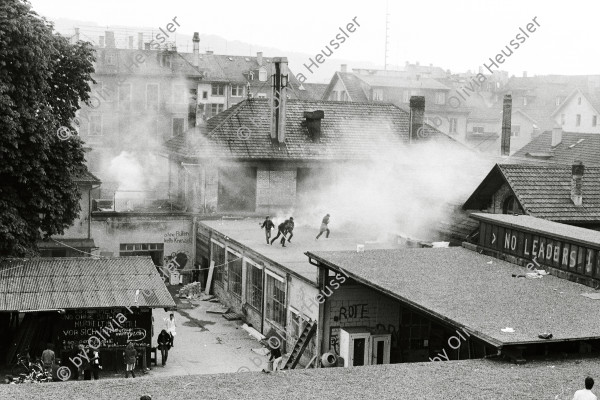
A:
[284, 217, 295, 245]
[270, 219, 289, 247]
[260, 216, 275, 245]
[316, 214, 330, 240]
[573, 376, 597, 400]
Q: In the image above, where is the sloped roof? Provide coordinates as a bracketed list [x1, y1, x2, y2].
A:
[462, 164, 600, 223]
[296, 83, 329, 100]
[0, 257, 175, 311]
[513, 131, 600, 166]
[321, 72, 370, 102]
[356, 74, 450, 90]
[308, 247, 600, 346]
[73, 168, 101, 185]
[165, 99, 457, 160]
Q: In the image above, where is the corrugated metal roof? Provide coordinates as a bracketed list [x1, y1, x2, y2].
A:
[0, 257, 175, 311]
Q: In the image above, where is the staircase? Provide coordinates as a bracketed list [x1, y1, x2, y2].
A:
[281, 321, 317, 370]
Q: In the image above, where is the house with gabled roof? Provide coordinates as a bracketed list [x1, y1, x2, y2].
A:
[551, 88, 600, 133]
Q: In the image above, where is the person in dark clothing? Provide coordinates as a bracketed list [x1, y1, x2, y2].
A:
[88, 349, 101, 380]
[260, 216, 275, 244]
[285, 217, 294, 244]
[270, 220, 289, 246]
[157, 329, 171, 366]
[316, 214, 330, 239]
[269, 345, 283, 371]
[124, 342, 137, 378]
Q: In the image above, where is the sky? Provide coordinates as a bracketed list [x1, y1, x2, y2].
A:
[29, 0, 600, 81]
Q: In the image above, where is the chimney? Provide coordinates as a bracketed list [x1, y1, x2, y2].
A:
[257, 52, 263, 65]
[270, 57, 288, 144]
[523, 71, 528, 78]
[74, 27, 80, 43]
[105, 31, 115, 48]
[144, 43, 150, 50]
[409, 96, 425, 142]
[501, 94, 512, 156]
[193, 32, 200, 67]
[137, 33, 143, 50]
[303, 111, 325, 142]
[341, 64, 347, 73]
[99, 36, 105, 47]
[128, 36, 133, 49]
[571, 161, 584, 206]
[552, 126, 563, 147]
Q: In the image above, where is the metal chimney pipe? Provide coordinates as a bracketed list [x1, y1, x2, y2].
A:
[409, 96, 425, 142]
[193, 32, 200, 67]
[137, 33, 143, 50]
[501, 94, 512, 156]
[571, 160, 584, 206]
[270, 57, 288, 144]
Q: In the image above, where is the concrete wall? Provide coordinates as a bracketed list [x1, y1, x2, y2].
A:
[256, 169, 297, 213]
[91, 214, 193, 268]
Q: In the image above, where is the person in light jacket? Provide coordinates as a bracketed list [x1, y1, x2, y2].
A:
[164, 313, 177, 347]
[123, 342, 137, 378]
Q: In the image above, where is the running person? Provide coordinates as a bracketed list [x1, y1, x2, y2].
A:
[316, 214, 330, 239]
[270, 219, 289, 246]
[260, 216, 275, 244]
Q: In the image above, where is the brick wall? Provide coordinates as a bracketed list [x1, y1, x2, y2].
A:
[490, 183, 513, 213]
[256, 169, 297, 212]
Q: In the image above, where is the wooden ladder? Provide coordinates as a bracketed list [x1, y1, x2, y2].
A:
[281, 321, 317, 370]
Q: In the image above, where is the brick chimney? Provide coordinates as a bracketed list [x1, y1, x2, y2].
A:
[552, 126, 563, 147]
[571, 160, 584, 206]
[128, 36, 133, 49]
[257, 52, 263, 65]
[105, 31, 115, 48]
[501, 94, 512, 156]
[303, 111, 325, 142]
[193, 32, 200, 67]
[409, 96, 425, 142]
[137, 33, 143, 50]
[341, 64, 347, 73]
[270, 57, 288, 144]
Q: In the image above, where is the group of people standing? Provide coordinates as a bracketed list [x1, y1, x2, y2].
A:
[260, 214, 330, 246]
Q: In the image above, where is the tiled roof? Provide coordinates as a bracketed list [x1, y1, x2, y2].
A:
[356, 74, 450, 90]
[512, 131, 600, 166]
[0, 257, 175, 311]
[471, 213, 600, 247]
[308, 247, 600, 346]
[321, 72, 370, 102]
[297, 83, 329, 100]
[165, 99, 457, 160]
[73, 168, 101, 185]
[462, 164, 600, 223]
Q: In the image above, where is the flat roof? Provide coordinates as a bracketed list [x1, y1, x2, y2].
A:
[202, 218, 400, 283]
[472, 213, 600, 248]
[1, 358, 599, 399]
[307, 247, 600, 347]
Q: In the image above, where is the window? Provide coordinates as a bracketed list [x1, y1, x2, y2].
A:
[576, 114, 581, 127]
[258, 67, 267, 82]
[118, 83, 132, 110]
[202, 91, 208, 100]
[146, 84, 159, 110]
[435, 92, 446, 105]
[211, 84, 225, 96]
[173, 84, 185, 104]
[211, 241, 226, 285]
[502, 195, 523, 215]
[265, 272, 286, 326]
[561, 114, 566, 125]
[593, 115, 597, 127]
[449, 118, 458, 134]
[372, 89, 383, 101]
[231, 85, 244, 97]
[89, 115, 102, 136]
[472, 126, 484, 134]
[106, 52, 115, 65]
[210, 103, 224, 116]
[511, 125, 521, 137]
[341, 92, 349, 101]
[172, 117, 185, 136]
[555, 97, 561, 106]
[228, 250, 242, 297]
[257, 93, 267, 99]
[246, 261, 263, 310]
[120, 243, 164, 266]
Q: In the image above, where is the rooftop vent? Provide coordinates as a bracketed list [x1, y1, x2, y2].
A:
[302, 110, 325, 142]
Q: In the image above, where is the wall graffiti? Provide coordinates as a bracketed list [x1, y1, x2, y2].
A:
[333, 303, 369, 322]
[163, 251, 189, 270]
[164, 230, 191, 244]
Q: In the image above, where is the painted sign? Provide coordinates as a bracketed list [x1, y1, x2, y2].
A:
[479, 221, 600, 278]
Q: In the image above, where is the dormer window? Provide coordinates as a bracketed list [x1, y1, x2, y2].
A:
[258, 67, 267, 82]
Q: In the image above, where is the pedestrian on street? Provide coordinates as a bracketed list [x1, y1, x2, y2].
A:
[270, 219, 289, 246]
[164, 313, 177, 347]
[316, 214, 330, 239]
[40, 343, 55, 374]
[260, 216, 275, 244]
[76, 344, 85, 380]
[573, 377, 597, 399]
[123, 342, 137, 378]
[269, 344, 283, 371]
[85, 348, 101, 380]
[157, 329, 171, 366]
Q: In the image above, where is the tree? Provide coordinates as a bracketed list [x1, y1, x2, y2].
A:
[0, 0, 95, 256]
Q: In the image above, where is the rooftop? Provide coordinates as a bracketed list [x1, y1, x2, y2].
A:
[0, 256, 175, 311]
[307, 247, 600, 347]
[202, 218, 400, 283]
[1, 358, 598, 399]
[471, 213, 600, 248]
[165, 99, 457, 160]
[513, 131, 600, 166]
[463, 163, 600, 223]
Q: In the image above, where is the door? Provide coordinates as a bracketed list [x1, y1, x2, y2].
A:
[371, 335, 391, 365]
[353, 338, 366, 366]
